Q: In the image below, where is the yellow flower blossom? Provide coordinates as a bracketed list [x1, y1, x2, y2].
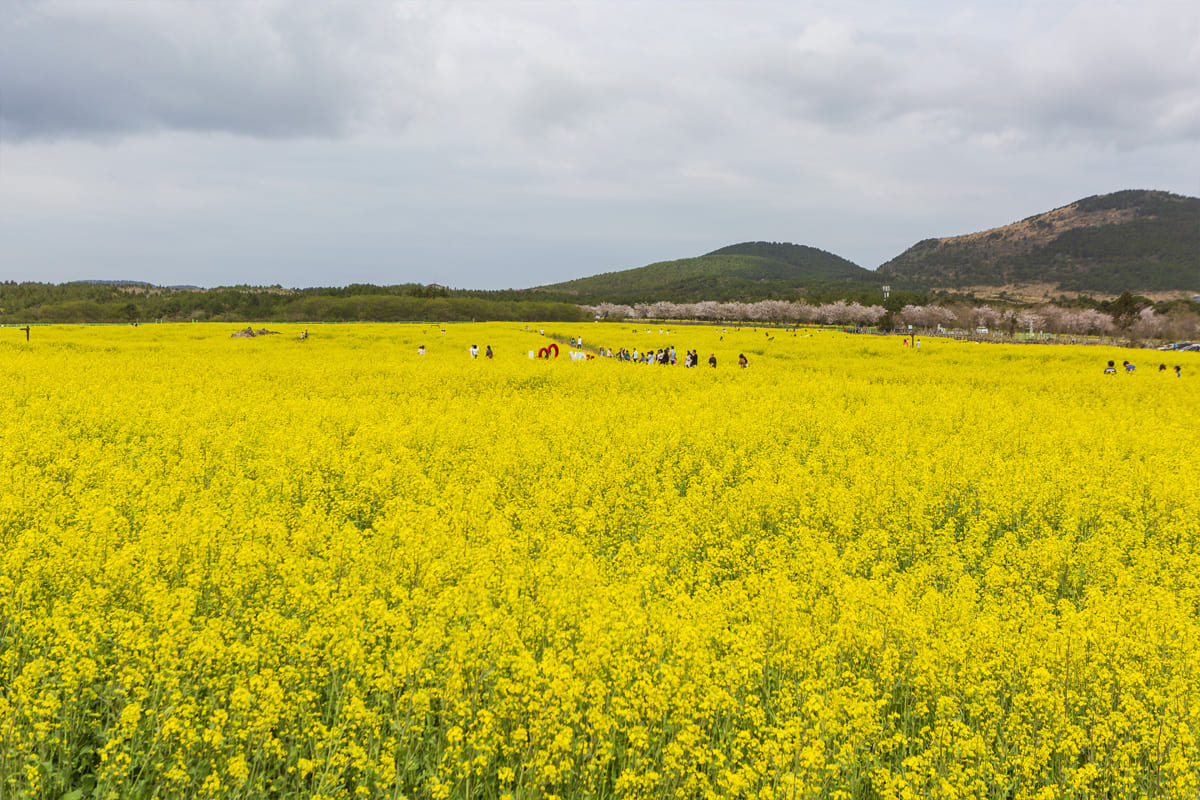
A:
[0, 323, 1197, 798]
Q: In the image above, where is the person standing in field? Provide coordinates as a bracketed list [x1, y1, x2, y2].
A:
[486, 345, 494, 359]
[418, 345, 426, 356]
[470, 344, 479, 358]
[709, 353, 717, 368]
[738, 353, 749, 368]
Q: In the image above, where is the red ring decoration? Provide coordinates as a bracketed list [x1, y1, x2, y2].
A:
[537, 343, 559, 358]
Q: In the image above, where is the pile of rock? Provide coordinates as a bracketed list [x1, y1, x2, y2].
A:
[230, 327, 280, 338]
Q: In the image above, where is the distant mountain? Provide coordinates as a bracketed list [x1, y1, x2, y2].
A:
[536, 242, 877, 303]
[877, 190, 1199, 295]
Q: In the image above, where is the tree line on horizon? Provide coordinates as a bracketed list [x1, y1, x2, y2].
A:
[2, 281, 1197, 342]
[0, 281, 590, 325]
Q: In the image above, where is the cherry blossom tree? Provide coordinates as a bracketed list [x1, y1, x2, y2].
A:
[896, 305, 955, 330]
[817, 300, 849, 324]
[1131, 306, 1165, 341]
[582, 303, 635, 320]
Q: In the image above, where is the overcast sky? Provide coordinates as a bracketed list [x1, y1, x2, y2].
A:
[2, 0, 1198, 290]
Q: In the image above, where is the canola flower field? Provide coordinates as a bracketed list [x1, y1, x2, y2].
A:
[2, 322, 1199, 800]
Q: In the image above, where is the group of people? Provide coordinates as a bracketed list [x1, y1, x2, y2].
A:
[610, 346, 685, 364]
[1105, 359, 1181, 377]
[604, 346, 744, 368]
[426, 332, 759, 368]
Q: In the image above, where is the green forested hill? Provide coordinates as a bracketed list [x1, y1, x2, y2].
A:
[536, 242, 878, 303]
[877, 190, 1200, 293]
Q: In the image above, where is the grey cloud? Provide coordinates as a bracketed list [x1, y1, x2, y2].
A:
[0, 0, 425, 141]
[512, 68, 616, 137]
[747, 50, 901, 128]
[736, 5, 1200, 151]
[3, 1, 1197, 291]
[1003, 11, 1200, 148]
